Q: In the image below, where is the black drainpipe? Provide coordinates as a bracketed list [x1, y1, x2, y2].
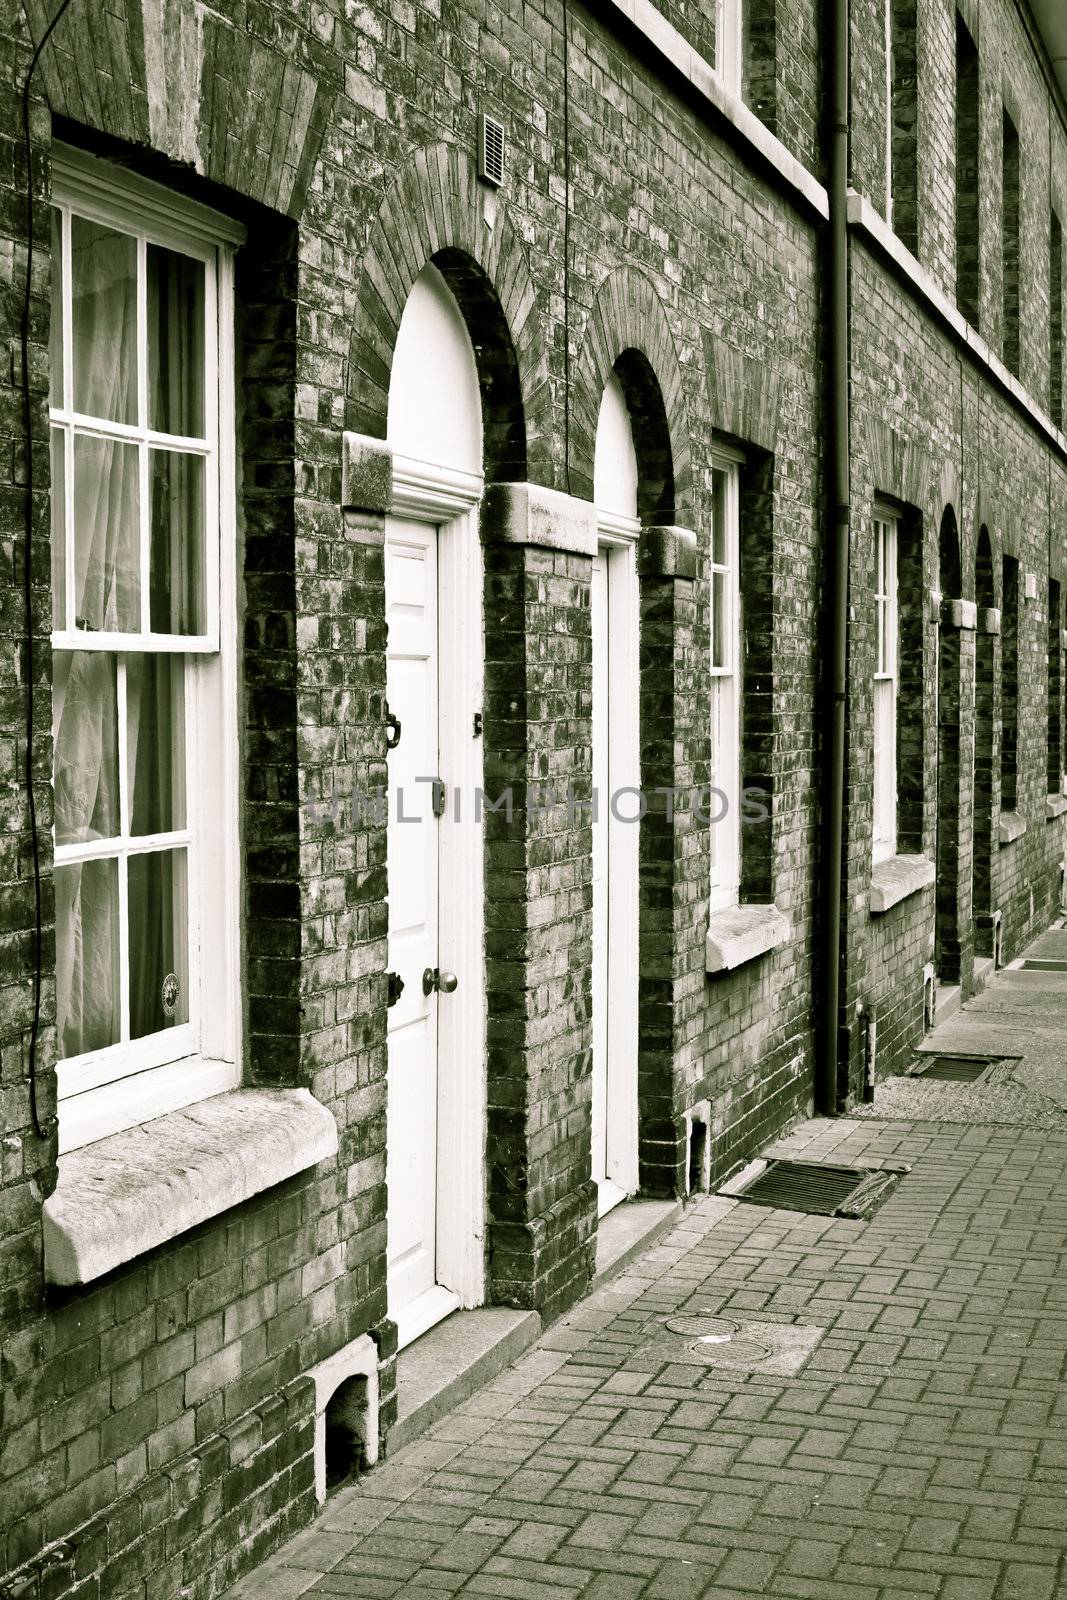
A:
[818, 0, 851, 1115]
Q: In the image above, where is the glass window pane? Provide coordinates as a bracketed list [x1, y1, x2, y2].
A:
[50, 208, 64, 410]
[712, 470, 728, 566]
[712, 571, 726, 668]
[51, 429, 66, 629]
[71, 216, 136, 425]
[55, 857, 121, 1058]
[148, 245, 205, 437]
[150, 450, 206, 634]
[73, 433, 140, 632]
[129, 849, 189, 1039]
[128, 655, 186, 835]
[52, 652, 119, 845]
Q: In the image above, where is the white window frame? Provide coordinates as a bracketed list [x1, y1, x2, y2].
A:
[709, 449, 742, 914]
[873, 506, 900, 864]
[716, 0, 743, 96]
[50, 145, 244, 1153]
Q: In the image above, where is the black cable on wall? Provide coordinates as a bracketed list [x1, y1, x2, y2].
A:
[19, 0, 73, 1141]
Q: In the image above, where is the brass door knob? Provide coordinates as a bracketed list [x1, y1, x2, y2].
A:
[422, 967, 459, 995]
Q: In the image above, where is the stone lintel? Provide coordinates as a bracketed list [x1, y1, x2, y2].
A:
[43, 1090, 338, 1286]
[342, 431, 393, 513]
[706, 903, 788, 974]
[1046, 794, 1067, 820]
[999, 810, 1027, 845]
[482, 482, 598, 556]
[941, 597, 977, 631]
[639, 525, 698, 580]
[979, 606, 1001, 635]
[869, 853, 935, 914]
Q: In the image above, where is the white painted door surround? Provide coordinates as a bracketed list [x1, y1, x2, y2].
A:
[590, 374, 641, 1215]
[385, 264, 485, 1348]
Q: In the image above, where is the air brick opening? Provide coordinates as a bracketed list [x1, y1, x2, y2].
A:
[686, 1101, 711, 1193]
[324, 1375, 369, 1495]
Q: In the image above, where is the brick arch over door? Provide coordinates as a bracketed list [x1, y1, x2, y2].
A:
[571, 267, 691, 523]
[346, 142, 541, 484]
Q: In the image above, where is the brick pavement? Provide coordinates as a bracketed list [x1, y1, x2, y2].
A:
[228, 1103, 1067, 1600]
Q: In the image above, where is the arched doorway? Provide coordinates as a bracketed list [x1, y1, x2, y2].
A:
[590, 372, 640, 1215]
[935, 507, 963, 983]
[384, 263, 486, 1345]
[973, 528, 996, 955]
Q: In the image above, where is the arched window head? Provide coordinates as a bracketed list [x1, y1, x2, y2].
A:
[388, 263, 482, 475]
[594, 372, 639, 523]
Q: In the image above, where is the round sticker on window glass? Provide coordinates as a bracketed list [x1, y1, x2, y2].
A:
[162, 972, 181, 1016]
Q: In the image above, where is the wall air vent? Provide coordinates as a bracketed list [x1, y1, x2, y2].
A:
[478, 114, 505, 187]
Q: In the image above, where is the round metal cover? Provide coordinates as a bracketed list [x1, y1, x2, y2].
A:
[687, 1337, 772, 1364]
[664, 1315, 739, 1342]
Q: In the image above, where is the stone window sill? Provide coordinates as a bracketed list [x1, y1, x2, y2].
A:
[43, 1089, 338, 1287]
[1046, 794, 1067, 821]
[869, 853, 935, 914]
[999, 810, 1027, 845]
[706, 903, 789, 974]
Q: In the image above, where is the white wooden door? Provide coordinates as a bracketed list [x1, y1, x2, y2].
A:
[386, 517, 444, 1327]
[590, 542, 640, 1216]
[590, 554, 612, 1209]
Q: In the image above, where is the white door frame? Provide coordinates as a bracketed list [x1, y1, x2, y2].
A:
[594, 509, 641, 1207]
[389, 450, 486, 1339]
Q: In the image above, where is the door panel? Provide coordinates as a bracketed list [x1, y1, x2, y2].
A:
[386, 519, 440, 1317]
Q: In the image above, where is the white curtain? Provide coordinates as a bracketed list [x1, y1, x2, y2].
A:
[55, 221, 136, 1059]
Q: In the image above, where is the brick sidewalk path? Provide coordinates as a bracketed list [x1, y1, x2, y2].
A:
[232, 1112, 1067, 1600]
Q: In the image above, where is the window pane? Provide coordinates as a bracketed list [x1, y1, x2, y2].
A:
[128, 655, 187, 834]
[712, 470, 728, 566]
[51, 429, 66, 629]
[712, 571, 726, 667]
[52, 652, 119, 845]
[71, 216, 136, 425]
[50, 208, 64, 410]
[148, 245, 205, 437]
[56, 857, 121, 1057]
[150, 450, 206, 634]
[129, 849, 189, 1039]
[73, 433, 140, 631]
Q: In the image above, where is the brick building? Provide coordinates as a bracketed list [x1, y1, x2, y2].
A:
[0, 0, 1064, 1594]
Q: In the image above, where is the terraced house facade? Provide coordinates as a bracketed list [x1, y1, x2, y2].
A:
[0, 0, 1064, 1594]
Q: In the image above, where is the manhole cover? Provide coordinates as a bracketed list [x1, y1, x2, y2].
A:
[911, 1055, 996, 1083]
[727, 1159, 871, 1215]
[635, 1319, 827, 1376]
[663, 1316, 738, 1342]
[687, 1337, 771, 1363]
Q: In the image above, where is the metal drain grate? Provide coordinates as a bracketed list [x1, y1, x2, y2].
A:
[911, 1054, 996, 1083]
[729, 1159, 877, 1216]
[1021, 959, 1067, 971]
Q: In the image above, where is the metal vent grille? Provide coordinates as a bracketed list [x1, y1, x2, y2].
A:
[730, 1160, 875, 1216]
[478, 114, 505, 187]
[1021, 958, 1067, 971]
[912, 1055, 996, 1083]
